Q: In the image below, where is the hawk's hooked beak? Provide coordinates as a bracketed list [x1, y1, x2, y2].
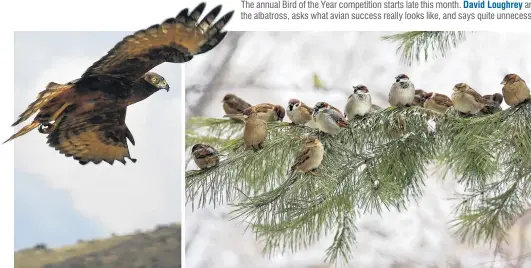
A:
[158, 81, 170, 91]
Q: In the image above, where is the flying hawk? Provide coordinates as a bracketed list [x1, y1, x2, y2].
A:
[4, 3, 233, 165]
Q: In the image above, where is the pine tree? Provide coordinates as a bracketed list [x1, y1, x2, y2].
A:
[185, 31, 531, 265]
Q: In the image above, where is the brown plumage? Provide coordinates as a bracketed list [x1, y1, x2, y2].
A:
[501, 74, 530, 106]
[451, 83, 486, 115]
[222, 93, 251, 115]
[480, 93, 504, 115]
[287, 99, 313, 125]
[224, 103, 285, 122]
[253, 103, 286, 122]
[412, 89, 428, 106]
[4, 3, 234, 165]
[191, 143, 220, 169]
[423, 92, 453, 114]
[290, 136, 324, 176]
[242, 107, 268, 151]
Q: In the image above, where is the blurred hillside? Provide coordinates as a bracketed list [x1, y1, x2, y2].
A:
[185, 32, 531, 267]
[15, 223, 181, 268]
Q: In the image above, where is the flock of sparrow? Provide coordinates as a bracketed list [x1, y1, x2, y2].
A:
[190, 73, 530, 177]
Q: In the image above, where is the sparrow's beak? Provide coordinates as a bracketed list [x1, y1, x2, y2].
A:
[313, 107, 319, 116]
[500, 80, 506, 85]
[288, 104, 293, 111]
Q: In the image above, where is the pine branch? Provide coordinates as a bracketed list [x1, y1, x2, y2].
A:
[382, 31, 470, 66]
[185, 101, 531, 265]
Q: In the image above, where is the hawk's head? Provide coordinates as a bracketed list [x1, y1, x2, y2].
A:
[144, 72, 170, 91]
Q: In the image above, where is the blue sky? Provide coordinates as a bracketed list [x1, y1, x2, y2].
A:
[14, 32, 182, 250]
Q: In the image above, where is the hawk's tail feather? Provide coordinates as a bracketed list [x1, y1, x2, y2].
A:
[12, 82, 68, 127]
[3, 121, 40, 144]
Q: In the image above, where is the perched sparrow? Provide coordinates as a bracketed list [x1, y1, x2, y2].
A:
[225, 103, 285, 122]
[222, 93, 251, 115]
[344, 84, 372, 120]
[423, 92, 453, 114]
[290, 135, 324, 176]
[451, 83, 486, 115]
[254, 103, 285, 122]
[501, 74, 530, 107]
[313, 102, 348, 135]
[412, 89, 428, 106]
[480, 93, 504, 115]
[287, 99, 313, 125]
[191, 144, 220, 170]
[242, 107, 268, 151]
[389, 74, 416, 107]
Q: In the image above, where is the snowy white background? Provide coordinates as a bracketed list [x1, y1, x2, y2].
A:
[184, 32, 531, 268]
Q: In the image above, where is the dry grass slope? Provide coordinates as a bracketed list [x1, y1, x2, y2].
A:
[15, 223, 181, 268]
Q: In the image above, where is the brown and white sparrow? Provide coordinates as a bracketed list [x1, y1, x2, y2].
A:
[242, 107, 268, 151]
[389, 74, 416, 107]
[287, 99, 313, 125]
[344, 84, 372, 120]
[451, 83, 486, 115]
[290, 135, 324, 176]
[222, 93, 251, 115]
[501, 73, 530, 106]
[412, 89, 428, 106]
[423, 92, 453, 114]
[313, 102, 348, 135]
[191, 143, 220, 170]
[225, 103, 285, 122]
[480, 93, 504, 115]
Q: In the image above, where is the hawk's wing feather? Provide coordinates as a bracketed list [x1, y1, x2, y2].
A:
[81, 3, 234, 79]
[47, 108, 136, 165]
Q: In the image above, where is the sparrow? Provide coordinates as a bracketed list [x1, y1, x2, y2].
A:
[423, 92, 454, 114]
[222, 93, 252, 115]
[287, 99, 313, 125]
[313, 102, 348, 135]
[451, 83, 487, 115]
[389, 74, 416, 107]
[501, 73, 530, 107]
[242, 107, 268, 151]
[290, 135, 324, 176]
[225, 103, 285, 122]
[479, 93, 504, 115]
[344, 84, 372, 120]
[412, 89, 428, 106]
[191, 144, 220, 170]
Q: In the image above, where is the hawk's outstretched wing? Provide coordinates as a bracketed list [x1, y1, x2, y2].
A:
[81, 2, 233, 79]
[47, 108, 137, 165]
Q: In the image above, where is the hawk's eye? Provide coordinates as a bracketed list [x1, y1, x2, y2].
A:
[151, 77, 157, 83]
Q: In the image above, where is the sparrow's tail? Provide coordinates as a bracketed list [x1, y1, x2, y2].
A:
[11, 82, 70, 127]
[3, 121, 40, 144]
